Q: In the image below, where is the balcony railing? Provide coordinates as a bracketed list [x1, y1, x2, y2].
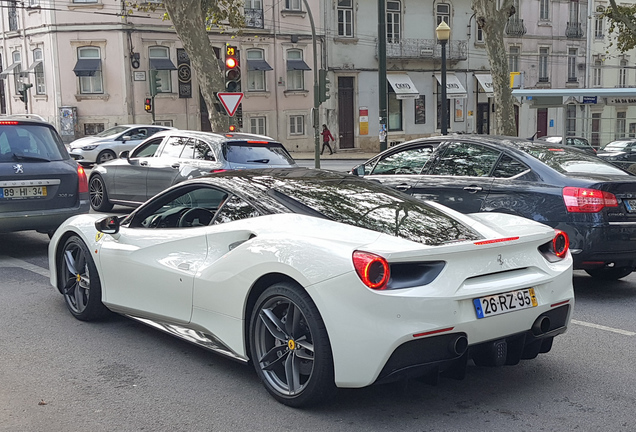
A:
[505, 17, 527, 37]
[245, 8, 264, 29]
[382, 39, 467, 61]
[566, 22, 583, 38]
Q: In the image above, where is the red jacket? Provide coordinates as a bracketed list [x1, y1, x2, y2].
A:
[321, 129, 334, 143]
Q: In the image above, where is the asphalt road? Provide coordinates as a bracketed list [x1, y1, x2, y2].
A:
[1, 230, 635, 432]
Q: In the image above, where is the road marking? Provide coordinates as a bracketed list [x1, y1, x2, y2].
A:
[572, 319, 636, 336]
[0, 255, 50, 278]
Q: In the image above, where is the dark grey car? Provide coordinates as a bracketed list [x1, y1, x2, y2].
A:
[0, 115, 90, 235]
[88, 130, 297, 211]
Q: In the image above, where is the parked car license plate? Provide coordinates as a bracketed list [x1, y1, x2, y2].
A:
[624, 199, 636, 213]
[473, 288, 537, 319]
[0, 186, 47, 199]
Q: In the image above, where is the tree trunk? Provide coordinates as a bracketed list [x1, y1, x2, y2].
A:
[164, 0, 228, 131]
[472, 0, 518, 136]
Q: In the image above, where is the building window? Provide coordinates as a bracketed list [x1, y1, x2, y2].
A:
[285, 0, 301, 11]
[246, 49, 266, 91]
[76, 47, 102, 94]
[540, 0, 549, 20]
[28, 0, 39, 7]
[509, 46, 519, 72]
[149, 46, 173, 93]
[33, 49, 45, 95]
[569, 0, 580, 23]
[154, 120, 173, 127]
[415, 95, 426, 124]
[619, 59, 628, 87]
[476, 24, 484, 43]
[388, 87, 403, 131]
[249, 116, 266, 135]
[594, 15, 603, 39]
[286, 49, 306, 90]
[289, 115, 304, 135]
[617, 112, 626, 139]
[387, 1, 401, 43]
[12, 51, 21, 94]
[436, 3, 450, 26]
[539, 47, 549, 83]
[591, 113, 601, 148]
[244, 0, 264, 28]
[73, 0, 98, 3]
[337, 0, 354, 37]
[566, 104, 576, 136]
[630, 123, 636, 138]
[8, 2, 18, 31]
[593, 59, 602, 86]
[567, 48, 577, 82]
[84, 123, 105, 135]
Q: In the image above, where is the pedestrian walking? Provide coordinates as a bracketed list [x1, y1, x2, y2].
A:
[320, 124, 335, 155]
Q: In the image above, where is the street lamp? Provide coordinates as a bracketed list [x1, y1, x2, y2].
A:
[436, 21, 451, 135]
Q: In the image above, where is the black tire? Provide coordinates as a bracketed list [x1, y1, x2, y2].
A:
[585, 266, 634, 280]
[249, 282, 336, 407]
[89, 175, 114, 212]
[96, 150, 116, 164]
[58, 236, 111, 321]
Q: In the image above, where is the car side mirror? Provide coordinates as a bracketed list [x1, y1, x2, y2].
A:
[119, 150, 130, 159]
[95, 215, 120, 235]
[351, 164, 365, 176]
[122, 136, 131, 142]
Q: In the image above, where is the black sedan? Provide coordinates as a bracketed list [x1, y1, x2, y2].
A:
[353, 135, 636, 280]
[597, 139, 636, 172]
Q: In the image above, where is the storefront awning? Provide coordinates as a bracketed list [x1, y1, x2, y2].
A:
[149, 58, 177, 71]
[73, 59, 101, 77]
[0, 62, 21, 78]
[26, 60, 42, 73]
[286, 60, 311, 71]
[247, 59, 273, 71]
[475, 73, 493, 96]
[434, 73, 468, 99]
[387, 73, 419, 99]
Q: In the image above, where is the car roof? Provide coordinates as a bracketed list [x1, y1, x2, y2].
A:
[0, 114, 55, 127]
[150, 129, 278, 142]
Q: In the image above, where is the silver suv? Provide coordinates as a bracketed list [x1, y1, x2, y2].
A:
[0, 115, 90, 235]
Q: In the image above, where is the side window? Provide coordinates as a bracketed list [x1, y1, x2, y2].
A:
[371, 146, 434, 175]
[131, 138, 164, 158]
[492, 155, 530, 178]
[429, 142, 501, 177]
[213, 195, 261, 225]
[159, 136, 188, 158]
[193, 140, 215, 161]
[126, 128, 147, 140]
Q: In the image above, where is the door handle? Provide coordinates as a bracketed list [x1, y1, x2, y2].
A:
[140, 161, 148, 166]
[178, 263, 190, 271]
[395, 184, 412, 191]
[463, 186, 483, 193]
[171, 163, 180, 169]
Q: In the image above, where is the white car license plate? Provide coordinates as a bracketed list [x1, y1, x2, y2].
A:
[624, 199, 636, 213]
[0, 186, 47, 199]
[473, 288, 537, 319]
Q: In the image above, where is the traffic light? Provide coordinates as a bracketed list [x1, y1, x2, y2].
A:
[18, 83, 33, 103]
[225, 45, 241, 92]
[144, 98, 152, 113]
[318, 69, 330, 103]
[149, 69, 162, 96]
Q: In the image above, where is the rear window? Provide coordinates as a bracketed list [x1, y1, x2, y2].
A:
[521, 145, 629, 176]
[269, 177, 482, 246]
[0, 123, 66, 162]
[603, 141, 635, 152]
[223, 141, 295, 165]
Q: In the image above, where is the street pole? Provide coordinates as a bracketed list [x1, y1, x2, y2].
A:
[378, 0, 388, 151]
[302, 0, 321, 169]
[436, 21, 451, 136]
[440, 39, 447, 135]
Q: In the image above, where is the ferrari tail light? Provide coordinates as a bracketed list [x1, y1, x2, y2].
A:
[210, 169, 227, 173]
[353, 251, 390, 290]
[552, 230, 569, 258]
[538, 229, 570, 261]
[77, 165, 88, 194]
[563, 187, 618, 213]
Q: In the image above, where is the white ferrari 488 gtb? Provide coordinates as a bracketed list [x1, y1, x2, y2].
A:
[49, 168, 574, 407]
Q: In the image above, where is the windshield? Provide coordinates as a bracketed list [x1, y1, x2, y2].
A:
[267, 177, 482, 245]
[0, 124, 66, 162]
[603, 141, 633, 152]
[224, 141, 295, 165]
[521, 145, 629, 176]
[95, 126, 129, 137]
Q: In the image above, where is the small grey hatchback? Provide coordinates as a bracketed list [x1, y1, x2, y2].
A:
[0, 116, 90, 235]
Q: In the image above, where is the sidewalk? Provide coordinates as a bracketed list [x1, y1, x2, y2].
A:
[289, 149, 378, 160]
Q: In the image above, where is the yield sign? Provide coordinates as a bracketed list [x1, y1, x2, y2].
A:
[216, 92, 244, 117]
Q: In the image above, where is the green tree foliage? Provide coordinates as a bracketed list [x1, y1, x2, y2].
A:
[605, 0, 636, 52]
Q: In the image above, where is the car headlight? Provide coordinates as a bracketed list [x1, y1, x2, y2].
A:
[80, 145, 99, 150]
